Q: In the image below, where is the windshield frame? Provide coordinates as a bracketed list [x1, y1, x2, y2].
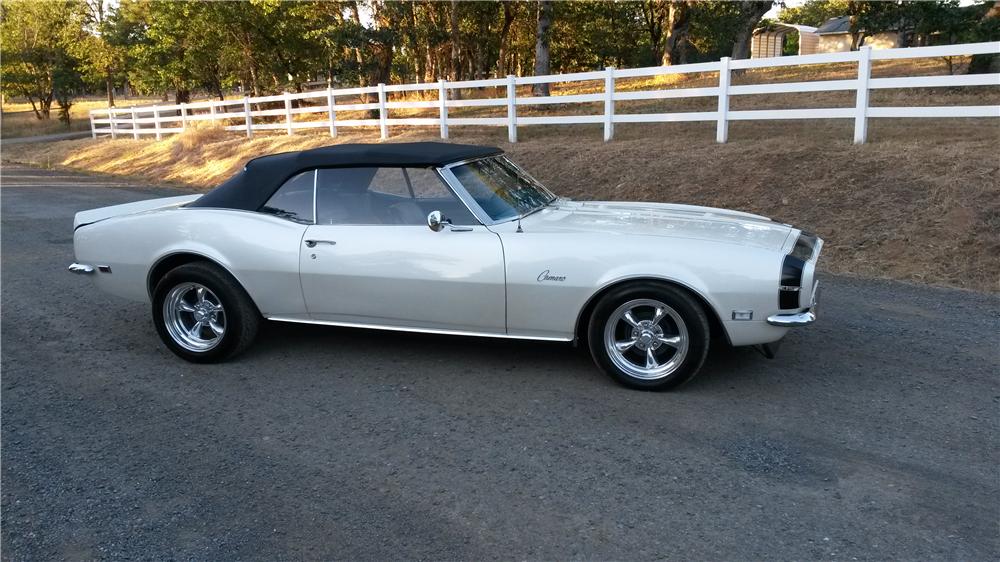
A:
[438, 155, 558, 225]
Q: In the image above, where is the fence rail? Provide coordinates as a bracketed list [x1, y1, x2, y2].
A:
[90, 41, 1000, 145]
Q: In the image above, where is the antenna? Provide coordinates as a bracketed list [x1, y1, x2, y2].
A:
[516, 216, 523, 233]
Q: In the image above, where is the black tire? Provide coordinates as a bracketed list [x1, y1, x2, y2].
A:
[152, 261, 260, 363]
[587, 282, 710, 391]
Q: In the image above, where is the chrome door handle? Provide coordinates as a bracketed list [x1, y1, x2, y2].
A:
[305, 239, 336, 248]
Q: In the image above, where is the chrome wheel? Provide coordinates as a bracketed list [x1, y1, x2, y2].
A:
[603, 298, 689, 380]
[162, 283, 225, 352]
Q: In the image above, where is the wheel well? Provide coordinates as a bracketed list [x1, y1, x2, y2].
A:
[574, 278, 730, 346]
[147, 253, 217, 298]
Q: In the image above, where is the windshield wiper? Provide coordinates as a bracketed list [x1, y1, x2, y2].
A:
[519, 201, 552, 220]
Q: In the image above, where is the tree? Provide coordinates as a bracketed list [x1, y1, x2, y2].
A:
[968, 0, 1000, 73]
[70, 0, 124, 107]
[665, 1, 694, 65]
[449, 0, 461, 81]
[108, 0, 222, 103]
[640, 0, 694, 65]
[0, 0, 84, 122]
[641, 1, 670, 65]
[778, 0, 849, 26]
[497, 1, 517, 76]
[533, 0, 552, 95]
[730, 1, 773, 59]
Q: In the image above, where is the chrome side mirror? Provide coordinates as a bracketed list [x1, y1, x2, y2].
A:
[427, 210, 449, 232]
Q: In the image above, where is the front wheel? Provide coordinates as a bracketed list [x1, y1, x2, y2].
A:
[587, 282, 710, 390]
[152, 262, 260, 363]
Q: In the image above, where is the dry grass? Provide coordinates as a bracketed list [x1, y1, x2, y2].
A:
[1, 97, 161, 139]
[4, 115, 997, 292]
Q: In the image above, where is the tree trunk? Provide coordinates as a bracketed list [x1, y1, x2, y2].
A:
[497, 1, 515, 77]
[449, 0, 461, 99]
[968, 1, 1000, 74]
[850, 31, 867, 51]
[449, 0, 460, 80]
[664, 2, 692, 65]
[533, 0, 552, 96]
[643, 1, 666, 66]
[731, 1, 773, 60]
[105, 70, 116, 108]
[409, 2, 423, 83]
[25, 95, 43, 120]
[348, 2, 369, 102]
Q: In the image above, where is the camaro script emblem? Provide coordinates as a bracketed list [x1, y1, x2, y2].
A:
[537, 270, 566, 283]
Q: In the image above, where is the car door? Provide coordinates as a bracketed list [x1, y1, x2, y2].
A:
[299, 166, 507, 334]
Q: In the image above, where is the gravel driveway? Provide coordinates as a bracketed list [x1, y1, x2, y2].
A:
[2, 165, 998, 560]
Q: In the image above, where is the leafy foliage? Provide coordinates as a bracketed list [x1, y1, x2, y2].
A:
[2, 0, 993, 115]
[0, 0, 85, 121]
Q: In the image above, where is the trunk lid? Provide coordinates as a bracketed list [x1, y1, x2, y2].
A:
[73, 194, 201, 229]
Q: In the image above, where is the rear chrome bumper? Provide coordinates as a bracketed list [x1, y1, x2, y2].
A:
[767, 310, 816, 327]
[68, 263, 95, 274]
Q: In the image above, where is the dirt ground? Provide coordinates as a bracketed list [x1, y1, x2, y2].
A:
[4, 117, 997, 292]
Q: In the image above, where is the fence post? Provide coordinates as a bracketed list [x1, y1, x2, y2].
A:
[180, 102, 188, 131]
[154, 106, 162, 140]
[243, 96, 253, 139]
[209, 102, 217, 125]
[506, 75, 518, 143]
[283, 92, 293, 135]
[438, 79, 449, 139]
[716, 57, 731, 143]
[377, 83, 388, 140]
[89, 112, 96, 139]
[604, 66, 615, 142]
[130, 107, 139, 140]
[109, 108, 117, 139]
[853, 46, 872, 145]
[326, 87, 337, 138]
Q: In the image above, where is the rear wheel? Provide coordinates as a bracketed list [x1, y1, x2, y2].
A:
[152, 262, 259, 363]
[587, 282, 710, 390]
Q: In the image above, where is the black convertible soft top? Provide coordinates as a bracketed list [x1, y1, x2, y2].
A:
[190, 141, 503, 211]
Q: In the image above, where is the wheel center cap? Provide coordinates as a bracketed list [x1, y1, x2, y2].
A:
[638, 331, 654, 346]
[194, 305, 213, 322]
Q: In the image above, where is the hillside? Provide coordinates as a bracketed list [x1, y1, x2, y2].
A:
[5, 114, 997, 292]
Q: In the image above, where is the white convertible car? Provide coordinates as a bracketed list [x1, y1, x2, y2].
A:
[71, 142, 821, 390]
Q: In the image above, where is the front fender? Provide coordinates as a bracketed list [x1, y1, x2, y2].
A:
[500, 232, 784, 343]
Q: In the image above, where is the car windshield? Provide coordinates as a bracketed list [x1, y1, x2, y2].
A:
[451, 156, 557, 222]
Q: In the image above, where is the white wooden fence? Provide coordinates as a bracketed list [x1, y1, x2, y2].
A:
[90, 41, 999, 145]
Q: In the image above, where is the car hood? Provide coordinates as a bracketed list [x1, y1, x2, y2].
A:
[517, 200, 794, 250]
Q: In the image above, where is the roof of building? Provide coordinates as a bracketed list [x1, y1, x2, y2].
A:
[755, 22, 818, 35]
[190, 142, 503, 211]
[815, 15, 853, 34]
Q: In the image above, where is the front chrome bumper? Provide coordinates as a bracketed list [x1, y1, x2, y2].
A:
[767, 281, 819, 327]
[766, 310, 816, 327]
[68, 263, 95, 274]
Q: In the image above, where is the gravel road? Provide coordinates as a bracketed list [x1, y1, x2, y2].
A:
[1, 131, 92, 145]
[2, 165, 998, 560]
